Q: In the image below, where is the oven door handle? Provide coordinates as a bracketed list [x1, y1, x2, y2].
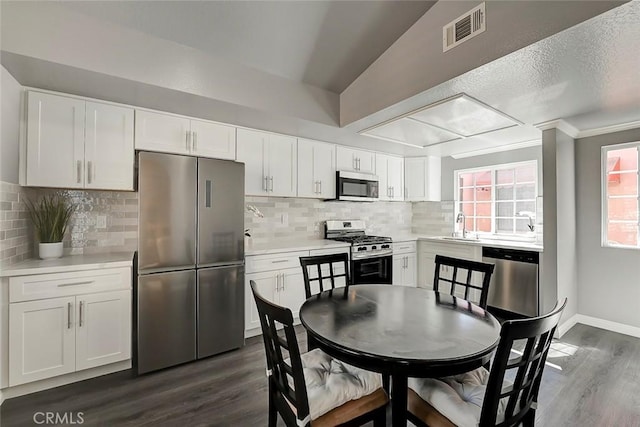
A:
[352, 252, 393, 260]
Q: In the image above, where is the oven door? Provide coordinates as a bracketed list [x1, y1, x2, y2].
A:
[352, 255, 392, 285]
[336, 171, 379, 201]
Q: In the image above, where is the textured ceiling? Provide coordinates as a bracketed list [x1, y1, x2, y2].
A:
[62, 0, 435, 94]
[348, 1, 640, 156]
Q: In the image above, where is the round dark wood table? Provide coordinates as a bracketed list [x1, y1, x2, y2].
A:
[299, 285, 501, 427]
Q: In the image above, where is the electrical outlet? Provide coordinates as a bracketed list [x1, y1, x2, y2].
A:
[96, 215, 107, 229]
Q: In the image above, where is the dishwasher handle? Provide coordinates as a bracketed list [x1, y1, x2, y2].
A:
[482, 246, 539, 264]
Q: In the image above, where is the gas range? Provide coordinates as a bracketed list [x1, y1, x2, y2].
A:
[325, 220, 393, 260]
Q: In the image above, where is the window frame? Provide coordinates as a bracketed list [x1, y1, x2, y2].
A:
[601, 142, 640, 250]
[454, 160, 538, 238]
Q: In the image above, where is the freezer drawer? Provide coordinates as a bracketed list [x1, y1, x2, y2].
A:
[137, 270, 196, 374]
[197, 265, 245, 358]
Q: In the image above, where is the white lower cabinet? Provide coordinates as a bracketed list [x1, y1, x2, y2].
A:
[7, 267, 132, 387]
[76, 290, 131, 371]
[9, 297, 77, 386]
[393, 241, 417, 287]
[245, 267, 306, 332]
[245, 246, 350, 337]
[417, 240, 484, 302]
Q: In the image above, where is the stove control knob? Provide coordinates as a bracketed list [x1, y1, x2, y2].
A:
[371, 245, 377, 250]
[381, 244, 390, 249]
[357, 247, 367, 252]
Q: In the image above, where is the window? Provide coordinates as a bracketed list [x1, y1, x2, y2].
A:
[602, 143, 639, 249]
[455, 161, 537, 236]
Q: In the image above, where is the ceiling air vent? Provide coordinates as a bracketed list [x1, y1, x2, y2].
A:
[443, 3, 486, 52]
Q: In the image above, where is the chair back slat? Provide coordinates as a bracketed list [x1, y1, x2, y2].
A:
[300, 253, 350, 298]
[480, 299, 567, 427]
[433, 255, 495, 309]
[250, 281, 311, 426]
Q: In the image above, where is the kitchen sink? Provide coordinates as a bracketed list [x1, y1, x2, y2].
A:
[441, 236, 479, 242]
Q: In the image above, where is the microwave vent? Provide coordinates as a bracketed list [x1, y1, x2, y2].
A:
[443, 3, 486, 52]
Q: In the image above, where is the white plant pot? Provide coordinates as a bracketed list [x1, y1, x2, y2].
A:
[39, 242, 64, 260]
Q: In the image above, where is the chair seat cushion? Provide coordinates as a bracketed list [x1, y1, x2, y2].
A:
[408, 367, 510, 427]
[300, 348, 383, 420]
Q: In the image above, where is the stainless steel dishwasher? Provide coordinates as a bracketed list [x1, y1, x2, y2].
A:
[482, 247, 539, 317]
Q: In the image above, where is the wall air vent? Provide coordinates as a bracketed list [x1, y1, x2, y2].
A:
[443, 3, 486, 52]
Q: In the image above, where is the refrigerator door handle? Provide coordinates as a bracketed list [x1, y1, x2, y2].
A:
[205, 180, 212, 208]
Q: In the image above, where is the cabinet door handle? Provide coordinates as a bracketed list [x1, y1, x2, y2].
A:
[275, 273, 280, 292]
[67, 302, 72, 329]
[87, 161, 92, 184]
[263, 176, 268, 191]
[186, 131, 190, 151]
[271, 259, 289, 264]
[76, 160, 82, 184]
[319, 181, 322, 194]
[79, 301, 84, 327]
[193, 131, 198, 152]
[58, 280, 94, 288]
[282, 274, 285, 291]
[269, 176, 274, 192]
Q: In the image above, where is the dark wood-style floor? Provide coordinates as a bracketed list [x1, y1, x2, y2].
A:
[2, 324, 640, 426]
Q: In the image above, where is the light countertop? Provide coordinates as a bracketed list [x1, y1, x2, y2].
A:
[0, 252, 134, 277]
[245, 239, 351, 256]
[418, 236, 543, 252]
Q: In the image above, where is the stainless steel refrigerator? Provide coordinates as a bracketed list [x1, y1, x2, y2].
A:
[135, 151, 245, 374]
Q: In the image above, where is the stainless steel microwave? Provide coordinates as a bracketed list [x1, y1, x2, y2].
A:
[335, 171, 379, 202]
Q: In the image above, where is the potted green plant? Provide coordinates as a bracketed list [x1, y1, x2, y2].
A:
[25, 194, 75, 259]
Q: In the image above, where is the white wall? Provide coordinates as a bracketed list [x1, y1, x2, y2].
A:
[1, 66, 22, 183]
[575, 128, 640, 328]
[440, 145, 543, 200]
[1, 2, 339, 126]
[541, 128, 578, 323]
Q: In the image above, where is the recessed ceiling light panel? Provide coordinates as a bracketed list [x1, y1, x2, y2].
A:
[409, 94, 521, 137]
[363, 117, 461, 147]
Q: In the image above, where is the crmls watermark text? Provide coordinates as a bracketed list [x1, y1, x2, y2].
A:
[33, 412, 84, 425]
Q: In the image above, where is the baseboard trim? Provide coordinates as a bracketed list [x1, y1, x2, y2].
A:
[574, 315, 640, 339]
[558, 314, 579, 338]
[0, 360, 131, 404]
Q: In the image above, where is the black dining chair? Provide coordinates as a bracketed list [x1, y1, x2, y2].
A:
[407, 298, 567, 427]
[299, 253, 351, 299]
[249, 280, 388, 427]
[433, 255, 495, 309]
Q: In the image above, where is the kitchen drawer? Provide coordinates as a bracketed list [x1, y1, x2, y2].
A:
[9, 267, 132, 303]
[394, 241, 417, 255]
[308, 247, 350, 257]
[246, 251, 309, 274]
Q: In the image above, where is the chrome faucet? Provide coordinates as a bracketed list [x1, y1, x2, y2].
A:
[456, 212, 467, 238]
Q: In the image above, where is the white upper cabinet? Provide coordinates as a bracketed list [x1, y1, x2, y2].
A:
[189, 119, 236, 160]
[404, 156, 442, 201]
[336, 146, 375, 174]
[135, 110, 237, 160]
[236, 128, 267, 195]
[134, 110, 191, 155]
[268, 133, 297, 197]
[376, 154, 404, 201]
[297, 139, 336, 199]
[24, 91, 134, 191]
[85, 102, 134, 191]
[25, 92, 85, 189]
[237, 128, 297, 197]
